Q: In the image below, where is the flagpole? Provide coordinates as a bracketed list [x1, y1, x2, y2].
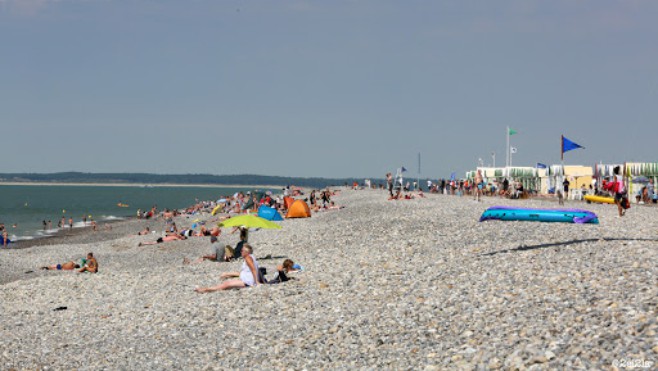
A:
[417, 152, 421, 191]
[506, 126, 510, 168]
[560, 135, 565, 198]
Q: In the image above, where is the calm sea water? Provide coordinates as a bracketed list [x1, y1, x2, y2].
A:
[0, 185, 265, 242]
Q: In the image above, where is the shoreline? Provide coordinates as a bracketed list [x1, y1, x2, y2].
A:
[5, 217, 137, 251]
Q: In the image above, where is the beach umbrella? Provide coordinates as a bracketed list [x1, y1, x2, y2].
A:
[218, 214, 282, 229]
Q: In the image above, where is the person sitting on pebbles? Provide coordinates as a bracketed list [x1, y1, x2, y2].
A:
[183, 235, 235, 265]
[195, 244, 260, 293]
[137, 227, 150, 235]
[78, 252, 98, 273]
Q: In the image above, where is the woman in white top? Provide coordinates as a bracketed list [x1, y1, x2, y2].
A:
[195, 244, 260, 293]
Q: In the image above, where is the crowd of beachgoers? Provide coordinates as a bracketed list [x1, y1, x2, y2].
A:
[1, 180, 656, 369]
[0, 185, 347, 287]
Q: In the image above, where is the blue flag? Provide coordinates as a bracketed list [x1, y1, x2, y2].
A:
[401, 167, 407, 172]
[561, 135, 584, 159]
[536, 163, 547, 169]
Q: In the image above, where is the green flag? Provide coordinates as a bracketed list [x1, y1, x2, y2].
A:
[508, 128, 517, 135]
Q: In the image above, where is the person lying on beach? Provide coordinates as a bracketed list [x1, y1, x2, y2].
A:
[78, 252, 98, 273]
[138, 234, 186, 246]
[388, 189, 402, 200]
[267, 259, 302, 284]
[179, 227, 212, 238]
[41, 260, 81, 271]
[326, 201, 345, 210]
[137, 227, 150, 235]
[194, 244, 260, 293]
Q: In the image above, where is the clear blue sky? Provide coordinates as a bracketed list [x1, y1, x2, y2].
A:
[1, 0, 656, 179]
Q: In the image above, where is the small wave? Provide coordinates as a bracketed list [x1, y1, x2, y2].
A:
[101, 215, 124, 221]
[35, 229, 61, 236]
[11, 235, 36, 241]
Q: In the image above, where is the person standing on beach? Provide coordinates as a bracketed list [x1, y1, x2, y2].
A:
[48, 220, 52, 230]
[43, 220, 47, 231]
[474, 170, 484, 202]
[69, 217, 73, 230]
[309, 190, 317, 207]
[647, 179, 655, 203]
[562, 178, 570, 199]
[604, 167, 627, 217]
[386, 173, 393, 196]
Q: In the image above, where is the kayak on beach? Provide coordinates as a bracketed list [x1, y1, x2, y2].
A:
[584, 194, 615, 204]
[479, 206, 599, 224]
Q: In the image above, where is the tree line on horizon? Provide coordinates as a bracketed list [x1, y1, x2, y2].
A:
[0, 172, 373, 189]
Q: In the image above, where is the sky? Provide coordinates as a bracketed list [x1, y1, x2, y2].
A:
[1, 0, 657, 179]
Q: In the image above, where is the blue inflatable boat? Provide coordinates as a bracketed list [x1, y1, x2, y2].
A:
[479, 206, 599, 224]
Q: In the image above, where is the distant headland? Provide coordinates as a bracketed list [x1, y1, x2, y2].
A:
[0, 172, 367, 189]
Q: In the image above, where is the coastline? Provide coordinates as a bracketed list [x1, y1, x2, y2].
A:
[1, 190, 656, 369]
[5, 218, 138, 251]
[0, 181, 284, 189]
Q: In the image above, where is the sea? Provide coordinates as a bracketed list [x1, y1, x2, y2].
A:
[0, 184, 268, 242]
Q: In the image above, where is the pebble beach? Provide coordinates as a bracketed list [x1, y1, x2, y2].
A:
[1, 189, 657, 369]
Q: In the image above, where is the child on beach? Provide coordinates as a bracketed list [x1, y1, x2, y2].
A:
[267, 259, 302, 284]
[1, 229, 9, 246]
